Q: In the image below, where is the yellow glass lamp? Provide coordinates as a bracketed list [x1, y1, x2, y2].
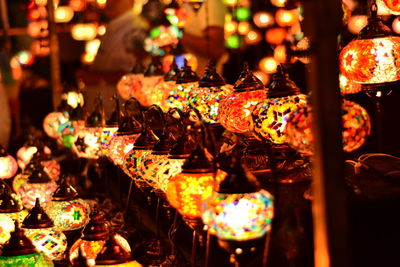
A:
[22, 199, 67, 260]
[45, 177, 90, 232]
[218, 63, 268, 134]
[152, 59, 179, 111]
[0, 146, 18, 179]
[0, 222, 54, 267]
[138, 57, 165, 107]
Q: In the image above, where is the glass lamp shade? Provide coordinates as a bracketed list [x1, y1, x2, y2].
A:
[166, 170, 227, 218]
[17, 181, 57, 209]
[16, 145, 51, 170]
[99, 127, 118, 155]
[339, 73, 362, 95]
[24, 228, 67, 260]
[138, 153, 169, 189]
[45, 199, 90, 231]
[41, 160, 61, 181]
[0, 155, 18, 179]
[339, 36, 400, 85]
[151, 80, 176, 111]
[275, 8, 298, 27]
[138, 76, 164, 106]
[285, 100, 371, 154]
[116, 74, 143, 101]
[108, 134, 140, 166]
[122, 149, 152, 187]
[69, 234, 130, 265]
[167, 81, 198, 110]
[377, 0, 400, 15]
[188, 85, 234, 124]
[154, 158, 186, 193]
[202, 190, 273, 241]
[0, 214, 16, 245]
[0, 252, 54, 267]
[71, 127, 102, 159]
[43, 112, 69, 138]
[251, 94, 307, 144]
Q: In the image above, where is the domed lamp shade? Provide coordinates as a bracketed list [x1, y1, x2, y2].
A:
[16, 140, 52, 170]
[108, 100, 142, 166]
[22, 199, 67, 260]
[167, 60, 199, 110]
[45, 177, 90, 232]
[152, 59, 179, 111]
[117, 67, 144, 101]
[339, 3, 400, 91]
[69, 210, 131, 265]
[188, 62, 234, 125]
[166, 144, 226, 231]
[202, 155, 273, 262]
[218, 63, 268, 134]
[0, 146, 18, 179]
[251, 66, 307, 144]
[16, 164, 57, 209]
[0, 186, 28, 245]
[136, 57, 165, 107]
[0, 222, 54, 267]
[43, 112, 69, 139]
[285, 100, 371, 155]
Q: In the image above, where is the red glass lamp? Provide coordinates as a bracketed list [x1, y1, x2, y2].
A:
[339, 2, 400, 91]
[0, 146, 18, 179]
[218, 63, 268, 134]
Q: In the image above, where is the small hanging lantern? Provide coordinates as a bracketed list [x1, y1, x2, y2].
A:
[0, 146, 18, 179]
[218, 63, 268, 134]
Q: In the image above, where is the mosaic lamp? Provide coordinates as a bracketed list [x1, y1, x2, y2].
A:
[100, 95, 121, 156]
[0, 146, 18, 179]
[167, 60, 199, 111]
[202, 153, 273, 264]
[152, 58, 179, 111]
[45, 176, 90, 232]
[0, 221, 54, 267]
[339, 1, 400, 94]
[22, 198, 67, 260]
[218, 63, 268, 134]
[117, 63, 145, 101]
[285, 100, 371, 155]
[0, 185, 27, 245]
[188, 61, 233, 125]
[166, 143, 226, 233]
[72, 94, 104, 159]
[251, 66, 307, 145]
[16, 162, 57, 209]
[43, 111, 69, 139]
[108, 99, 142, 166]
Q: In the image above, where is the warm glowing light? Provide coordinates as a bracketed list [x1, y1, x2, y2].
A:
[253, 12, 274, 28]
[339, 73, 362, 94]
[393, 17, 400, 34]
[259, 57, 278, 74]
[71, 23, 98, 41]
[0, 214, 15, 245]
[97, 25, 106, 36]
[54, 6, 74, 23]
[45, 199, 90, 231]
[154, 158, 186, 193]
[108, 134, 140, 166]
[245, 30, 262, 45]
[85, 39, 101, 55]
[0, 155, 18, 179]
[0, 252, 53, 266]
[27, 20, 48, 38]
[24, 228, 67, 260]
[117, 74, 143, 101]
[35, 0, 47, 5]
[238, 21, 251, 35]
[275, 8, 298, 27]
[265, 27, 287, 45]
[97, 0, 107, 8]
[71, 128, 102, 159]
[348, 15, 368, 34]
[16, 145, 52, 170]
[17, 181, 58, 209]
[167, 82, 198, 110]
[271, 0, 286, 7]
[43, 112, 69, 138]
[15, 51, 34, 66]
[224, 21, 238, 35]
[82, 52, 96, 64]
[69, 0, 86, 11]
[377, 0, 400, 15]
[30, 39, 51, 57]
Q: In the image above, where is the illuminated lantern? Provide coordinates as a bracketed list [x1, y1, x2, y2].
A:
[224, 20, 238, 35]
[16, 164, 57, 209]
[45, 177, 90, 232]
[108, 103, 142, 166]
[392, 16, 400, 34]
[0, 146, 18, 179]
[69, 0, 86, 11]
[339, 73, 362, 94]
[253, 11, 274, 28]
[377, 0, 400, 15]
[152, 58, 179, 111]
[71, 23, 98, 41]
[245, 30, 262, 45]
[275, 8, 298, 27]
[43, 112, 69, 139]
[348, 14, 368, 34]
[271, 0, 286, 7]
[218, 63, 268, 134]
[251, 67, 307, 144]
[116, 64, 144, 101]
[259, 57, 278, 74]
[166, 144, 226, 226]
[0, 186, 28, 245]
[54, 6, 74, 23]
[69, 209, 130, 266]
[22, 199, 67, 260]
[285, 100, 371, 154]
[253, 71, 270, 85]
[122, 124, 158, 190]
[0, 222, 54, 267]
[339, 5, 400, 88]
[188, 62, 233, 124]
[167, 61, 199, 110]
[236, 7, 251, 21]
[238, 21, 251, 35]
[202, 155, 273, 264]
[265, 27, 287, 45]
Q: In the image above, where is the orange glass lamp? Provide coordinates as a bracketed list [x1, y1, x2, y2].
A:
[218, 63, 268, 134]
[108, 100, 142, 166]
[167, 60, 199, 111]
[16, 164, 57, 209]
[251, 66, 307, 145]
[45, 177, 90, 232]
[275, 8, 298, 28]
[339, 2, 400, 93]
[116, 65, 144, 101]
[339, 73, 362, 95]
[166, 144, 226, 233]
[202, 154, 273, 265]
[22, 199, 67, 260]
[152, 59, 179, 111]
[285, 100, 371, 155]
[0, 186, 28, 245]
[0, 146, 18, 179]
[265, 27, 287, 45]
[188, 61, 233, 125]
[0, 222, 54, 267]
